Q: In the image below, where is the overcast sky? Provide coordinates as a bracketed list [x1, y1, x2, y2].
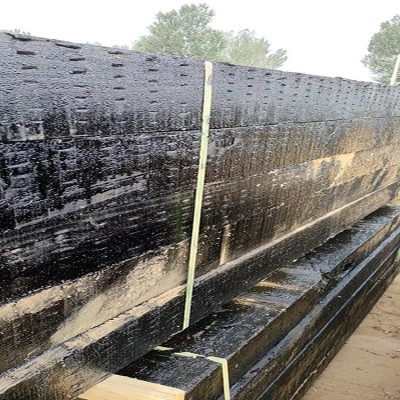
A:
[1, 0, 398, 81]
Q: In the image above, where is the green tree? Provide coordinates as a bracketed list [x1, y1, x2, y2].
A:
[134, 3, 226, 60]
[133, 3, 287, 69]
[362, 15, 400, 84]
[218, 29, 287, 69]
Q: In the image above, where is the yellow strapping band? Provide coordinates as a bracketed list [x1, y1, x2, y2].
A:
[183, 61, 214, 330]
[154, 346, 231, 400]
[206, 356, 231, 400]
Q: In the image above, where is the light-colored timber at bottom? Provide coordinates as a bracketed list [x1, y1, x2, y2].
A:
[79, 271, 400, 400]
[78, 375, 185, 400]
[77, 214, 400, 400]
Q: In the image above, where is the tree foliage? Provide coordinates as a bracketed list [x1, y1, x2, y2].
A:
[218, 29, 287, 69]
[134, 4, 287, 69]
[134, 4, 226, 61]
[362, 15, 400, 84]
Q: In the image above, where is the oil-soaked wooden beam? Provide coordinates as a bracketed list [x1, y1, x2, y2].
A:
[2, 32, 400, 136]
[0, 185, 397, 379]
[1, 122, 399, 308]
[1, 33, 400, 397]
[1, 150, 399, 373]
[0, 141, 399, 372]
[245, 245, 400, 400]
[0, 204, 399, 400]
[114, 210, 400, 400]
[1, 33, 400, 308]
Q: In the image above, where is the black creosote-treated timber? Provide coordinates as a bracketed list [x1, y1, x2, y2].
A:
[241, 236, 400, 400]
[0, 33, 400, 397]
[118, 206, 400, 400]
[0, 201, 399, 399]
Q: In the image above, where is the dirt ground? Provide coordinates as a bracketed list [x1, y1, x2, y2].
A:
[302, 272, 400, 400]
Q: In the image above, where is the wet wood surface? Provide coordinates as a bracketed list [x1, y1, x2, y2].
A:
[1, 33, 400, 399]
[75, 207, 400, 400]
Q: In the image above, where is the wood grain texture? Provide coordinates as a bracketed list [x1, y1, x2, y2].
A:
[229, 247, 398, 400]
[1, 148, 399, 372]
[78, 375, 185, 400]
[114, 212, 400, 400]
[1, 33, 400, 303]
[0, 204, 399, 400]
[253, 252, 400, 400]
[0, 183, 398, 377]
[1, 33, 400, 396]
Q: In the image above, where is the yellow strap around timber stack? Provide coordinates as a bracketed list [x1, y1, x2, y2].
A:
[78, 347, 231, 400]
[183, 61, 214, 330]
[155, 346, 231, 400]
[80, 61, 218, 400]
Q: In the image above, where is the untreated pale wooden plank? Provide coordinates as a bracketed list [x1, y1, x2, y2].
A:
[78, 375, 185, 400]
